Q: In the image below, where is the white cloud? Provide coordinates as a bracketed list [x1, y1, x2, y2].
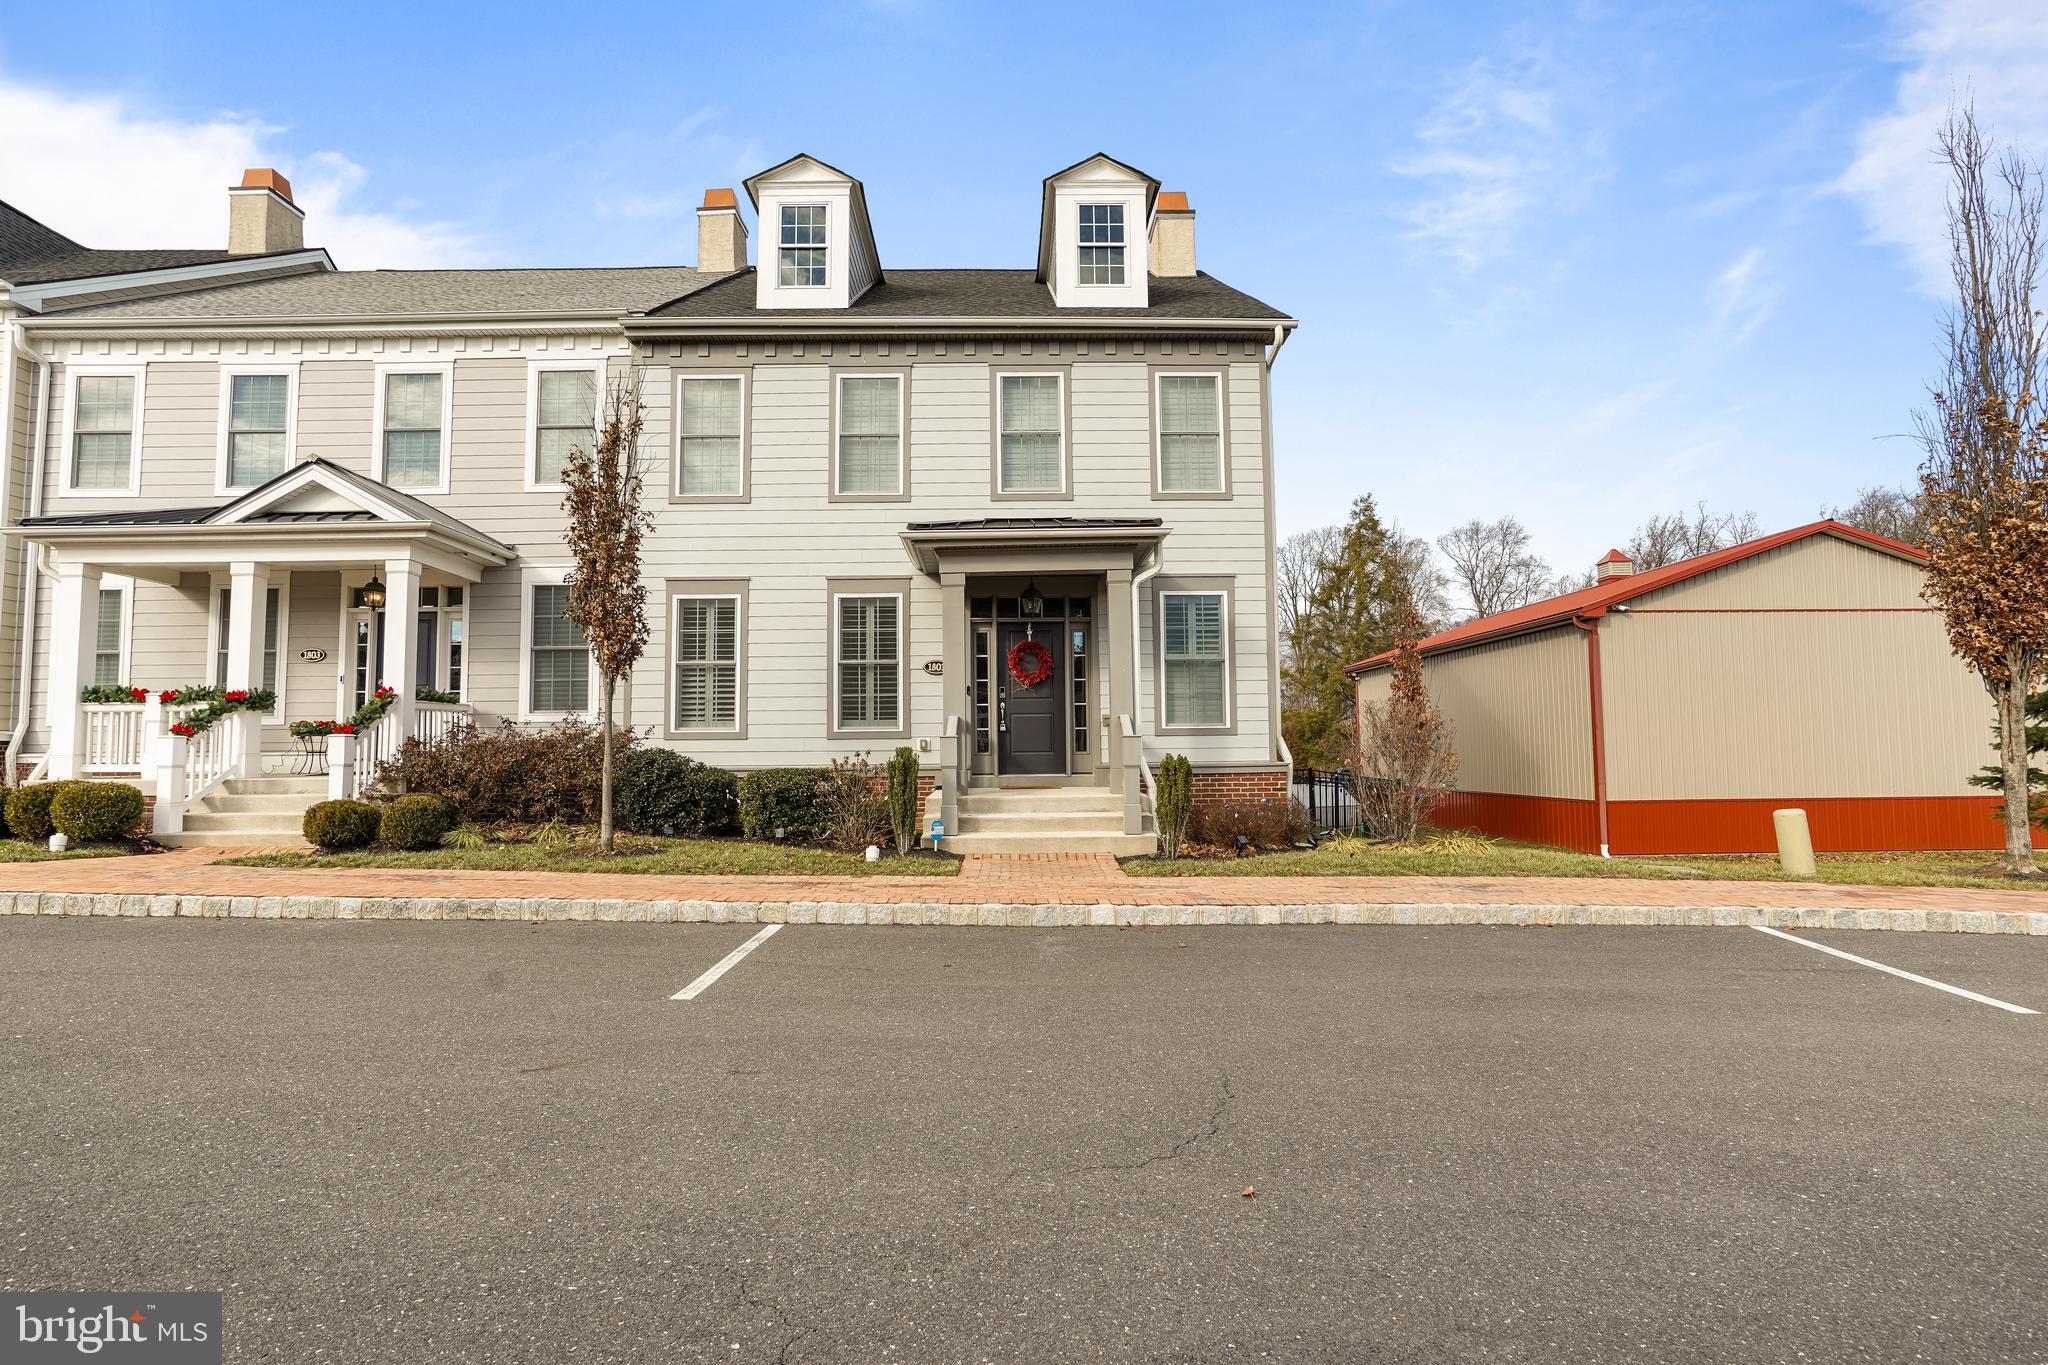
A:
[0, 74, 482, 269]
[1707, 245, 1774, 347]
[1839, 0, 2048, 293]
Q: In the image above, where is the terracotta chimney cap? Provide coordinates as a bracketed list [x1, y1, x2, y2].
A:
[702, 188, 738, 210]
[1156, 191, 1190, 212]
[237, 168, 294, 204]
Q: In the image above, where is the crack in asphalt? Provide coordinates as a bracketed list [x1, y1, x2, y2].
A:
[1079, 1071, 1236, 1174]
[735, 1265, 814, 1364]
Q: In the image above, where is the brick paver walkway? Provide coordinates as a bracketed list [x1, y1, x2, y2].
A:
[961, 853, 1124, 880]
[1, 846, 2045, 915]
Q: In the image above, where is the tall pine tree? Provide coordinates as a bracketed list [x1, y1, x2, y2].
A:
[1282, 495, 1415, 769]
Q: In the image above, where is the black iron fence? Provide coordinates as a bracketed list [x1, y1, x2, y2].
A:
[1293, 766, 1362, 833]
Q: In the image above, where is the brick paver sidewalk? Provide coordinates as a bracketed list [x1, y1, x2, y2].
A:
[1, 847, 2045, 917]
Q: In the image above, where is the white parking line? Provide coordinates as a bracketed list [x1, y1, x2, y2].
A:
[670, 924, 783, 1002]
[1751, 925, 2039, 1015]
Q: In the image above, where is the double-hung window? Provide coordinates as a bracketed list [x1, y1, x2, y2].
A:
[672, 596, 740, 731]
[69, 371, 142, 494]
[528, 582, 590, 714]
[1161, 591, 1228, 728]
[997, 374, 1064, 494]
[1156, 373, 1225, 494]
[530, 364, 599, 489]
[778, 204, 828, 287]
[378, 366, 451, 492]
[677, 375, 745, 497]
[835, 594, 901, 731]
[835, 374, 903, 497]
[223, 371, 292, 490]
[1078, 203, 1126, 285]
[213, 584, 284, 696]
[92, 586, 127, 687]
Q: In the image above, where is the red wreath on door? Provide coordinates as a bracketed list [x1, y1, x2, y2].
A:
[1006, 638, 1055, 688]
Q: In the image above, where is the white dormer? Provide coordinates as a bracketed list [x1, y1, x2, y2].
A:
[1036, 154, 1160, 309]
[743, 154, 882, 310]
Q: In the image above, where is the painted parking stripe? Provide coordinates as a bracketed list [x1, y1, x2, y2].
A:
[670, 924, 783, 1001]
[1751, 925, 2039, 1016]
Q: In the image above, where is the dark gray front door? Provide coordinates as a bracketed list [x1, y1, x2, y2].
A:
[997, 622, 1064, 775]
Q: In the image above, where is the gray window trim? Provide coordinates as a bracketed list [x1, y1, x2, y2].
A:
[1152, 574, 1237, 736]
[1149, 365, 1232, 501]
[989, 366, 1075, 502]
[827, 368, 911, 503]
[664, 578, 748, 741]
[670, 371, 752, 505]
[826, 576, 911, 741]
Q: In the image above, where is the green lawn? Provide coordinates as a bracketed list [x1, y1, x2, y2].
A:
[221, 836, 959, 877]
[0, 839, 139, 862]
[1122, 835, 2048, 890]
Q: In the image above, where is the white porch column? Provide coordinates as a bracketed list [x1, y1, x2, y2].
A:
[1105, 567, 1137, 830]
[46, 561, 103, 780]
[383, 558, 420, 745]
[224, 561, 271, 778]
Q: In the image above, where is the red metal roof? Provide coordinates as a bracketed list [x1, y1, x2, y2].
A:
[1347, 519, 1925, 675]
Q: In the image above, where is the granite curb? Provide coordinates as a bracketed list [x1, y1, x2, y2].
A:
[1, 890, 2044, 934]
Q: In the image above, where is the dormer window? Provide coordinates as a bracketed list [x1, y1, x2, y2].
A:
[1078, 203, 1126, 285]
[778, 204, 828, 287]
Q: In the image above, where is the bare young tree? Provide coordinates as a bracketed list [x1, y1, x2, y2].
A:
[1824, 483, 1929, 547]
[1353, 607, 1458, 843]
[1622, 502, 1761, 570]
[1915, 106, 2048, 877]
[561, 374, 653, 853]
[1436, 515, 1555, 619]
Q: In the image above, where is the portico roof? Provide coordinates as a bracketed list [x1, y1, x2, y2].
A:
[899, 516, 1167, 575]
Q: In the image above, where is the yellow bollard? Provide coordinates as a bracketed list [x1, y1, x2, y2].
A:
[1773, 808, 1817, 877]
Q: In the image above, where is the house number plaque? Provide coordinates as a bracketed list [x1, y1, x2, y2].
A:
[299, 648, 328, 663]
[923, 660, 943, 677]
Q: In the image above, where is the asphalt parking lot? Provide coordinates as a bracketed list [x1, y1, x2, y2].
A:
[3, 918, 2045, 1363]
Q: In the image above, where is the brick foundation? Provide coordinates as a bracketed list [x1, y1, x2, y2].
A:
[1190, 769, 1289, 812]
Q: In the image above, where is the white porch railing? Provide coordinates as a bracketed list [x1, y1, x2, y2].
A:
[82, 703, 146, 773]
[350, 701, 472, 799]
[414, 701, 468, 746]
[180, 714, 240, 803]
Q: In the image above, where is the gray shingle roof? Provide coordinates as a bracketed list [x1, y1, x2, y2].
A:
[0, 199, 312, 286]
[0, 200, 85, 270]
[57, 265, 732, 320]
[646, 268, 1288, 322]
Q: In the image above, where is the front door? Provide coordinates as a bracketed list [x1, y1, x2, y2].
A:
[997, 622, 1064, 775]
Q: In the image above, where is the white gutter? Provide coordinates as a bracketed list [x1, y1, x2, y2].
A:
[6, 345, 51, 781]
[7, 248, 336, 314]
[1265, 322, 1294, 369]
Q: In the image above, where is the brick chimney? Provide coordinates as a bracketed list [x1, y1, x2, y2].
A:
[229, 169, 304, 255]
[1149, 191, 1196, 277]
[697, 188, 748, 274]
[1596, 549, 1635, 581]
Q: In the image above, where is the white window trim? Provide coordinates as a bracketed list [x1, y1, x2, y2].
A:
[673, 371, 749, 499]
[776, 202, 831, 288]
[1157, 588, 1232, 731]
[671, 592, 743, 733]
[523, 357, 607, 493]
[205, 571, 292, 721]
[830, 590, 905, 732]
[371, 360, 455, 496]
[59, 363, 147, 498]
[213, 360, 301, 498]
[518, 565, 597, 722]
[1076, 202, 1128, 288]
[92, 575, 135, 686]
[832, 371, 906, 498]
[1153, 370, 1228, 494]
[995, 370, 1068, 494]
[432, 589, 471, 704]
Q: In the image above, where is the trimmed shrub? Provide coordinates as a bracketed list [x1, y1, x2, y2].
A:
[616, 749, 739, 837]
[886, 746, 921, 854]
[1155, 754, 1194, 858]
[378, 717, 634, 823]
[303, 799, 379, 851]
[737, 767, 827, 841]
[5, 782, 78, 842]
[50, 782, 145, 843]
[1188, 796, 1309, 853]
[380, 793, 458, 851]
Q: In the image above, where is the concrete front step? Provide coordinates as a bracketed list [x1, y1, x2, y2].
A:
[179, 811, 316, 834]
[156, 830, 310, 848]
[220, 776, 327, 797]
[957, 791, 1121, 815]
[942, 830, 1157, 855]
[200, 792, 326, 814]
[956, 811, 1135, 835]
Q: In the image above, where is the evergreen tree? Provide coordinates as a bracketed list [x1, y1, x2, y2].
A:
[1281, 495, 1414, 769]
[1970, 687, 2047, 829]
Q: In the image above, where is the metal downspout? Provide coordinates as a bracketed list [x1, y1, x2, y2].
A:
[1572, 614, 1610, 857]
[5, 345, 50, 782]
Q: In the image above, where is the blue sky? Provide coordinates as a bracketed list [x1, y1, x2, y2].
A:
[3, 0, 2043, 579]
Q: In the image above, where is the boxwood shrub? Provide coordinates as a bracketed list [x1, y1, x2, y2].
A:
[5, 782, 78, 842]
[303, 799, 380, 851]
[617, 749, 739, 837]
[379, 793, 458, 851]
[737, 767, 827, 842]
[50, 782, 145, 842]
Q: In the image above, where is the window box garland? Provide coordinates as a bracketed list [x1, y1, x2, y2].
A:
[154, 684, 277, 737]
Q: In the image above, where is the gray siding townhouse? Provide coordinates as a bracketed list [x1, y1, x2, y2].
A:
[0, 154, 1296, 852]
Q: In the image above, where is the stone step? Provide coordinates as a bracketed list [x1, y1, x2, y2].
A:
[155, 830, 311, 849]
[179, 811, 313, 835]
[956, 790, 1121, 814]
[220, 776, 327, 796]
[199, 792, 326, 814]
[955, 811, 1129, 835]
[940, 830, 1157, 856]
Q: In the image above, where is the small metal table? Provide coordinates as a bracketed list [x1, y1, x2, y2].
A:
[292, 731, 329, 776]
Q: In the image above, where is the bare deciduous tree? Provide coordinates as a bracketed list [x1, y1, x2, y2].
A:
[1277, 525, 1343, 667]
[1915, 105, 2048, 876]
[562, 374, 652, 853]
[1622, 502, 1761, 570]
[1436, 515, 1555, 619]
[1824, 483, 1929, 547]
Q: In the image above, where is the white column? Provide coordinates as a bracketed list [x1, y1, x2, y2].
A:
[327, 732, 356, 802]
[383, 558, 419, 744]
[224, 561, 270, 777]
[46, 561, 103, 781]
[151, 731, 189, 835]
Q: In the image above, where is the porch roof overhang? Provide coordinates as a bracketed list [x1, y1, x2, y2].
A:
[14, 458, 516, 582]
[898, 516, 1167, 576]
